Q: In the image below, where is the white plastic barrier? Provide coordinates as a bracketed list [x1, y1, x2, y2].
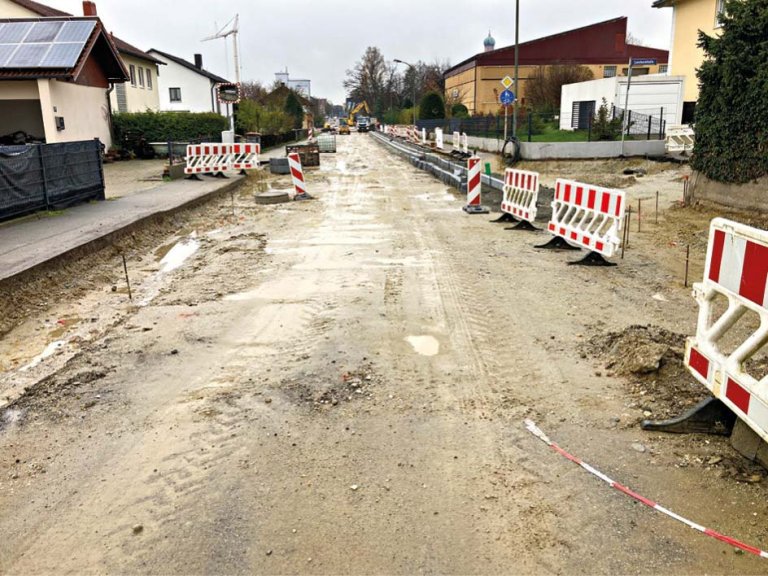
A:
[461, 133, 469, 155]
[502, 168, 540, 223]
[452, 131, 461, 153]
[686, 218, 768, 443]
[546, 179, 625, 257]
[435, 128, 444, 150]
[185, 143, 261, 176]
[421, 128, 426, 145]
[666, 124, 695, 154]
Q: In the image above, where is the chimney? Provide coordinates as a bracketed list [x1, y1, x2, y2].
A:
[194, 54, 203, 70]
[83, 1, 97, 16]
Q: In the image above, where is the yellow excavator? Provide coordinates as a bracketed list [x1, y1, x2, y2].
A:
[346, 101, 371, 126]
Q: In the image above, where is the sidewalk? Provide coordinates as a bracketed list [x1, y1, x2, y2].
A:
[0, 174, 243, 282]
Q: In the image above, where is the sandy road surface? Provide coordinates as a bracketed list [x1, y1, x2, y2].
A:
[1, 134, 767, 574]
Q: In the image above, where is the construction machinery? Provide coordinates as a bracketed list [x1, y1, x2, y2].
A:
[346, 101, 371, 126]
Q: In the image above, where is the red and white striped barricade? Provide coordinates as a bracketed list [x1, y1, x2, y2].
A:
[495, 168, 540, 229]
[685, 218, 768, 443]
[462, 155, 489, 214]
[184, 143, 233, 178]
[287, 152, 311, 201]
[230, 143, 260, 172]
[435, 128, 444, 150]
[536, 178, 625, 266]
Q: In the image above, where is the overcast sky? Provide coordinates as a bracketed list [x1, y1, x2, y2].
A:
[48, 0, 673, 104]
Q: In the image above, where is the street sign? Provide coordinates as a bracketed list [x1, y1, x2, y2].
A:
[631, 58, 657, 66]
[499, 89, 516, 106]
[217, 83, 241, 104]
[501, 75, 514, 89]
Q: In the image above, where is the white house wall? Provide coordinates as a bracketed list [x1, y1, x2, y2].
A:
[149, 53, 223, 115]
[560, 75, 685, 131]
[40, 79, 112, 148]
[109, 54, 160, 113]
[560, 77, 617, 130]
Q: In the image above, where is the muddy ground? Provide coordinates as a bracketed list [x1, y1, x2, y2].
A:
[1, 134, 767, 574]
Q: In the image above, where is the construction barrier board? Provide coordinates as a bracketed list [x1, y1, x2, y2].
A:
[502, 168, 540, 223]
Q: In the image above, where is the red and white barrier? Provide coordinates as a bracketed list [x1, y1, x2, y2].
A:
[686, 218, 768, 443]
[184, 143, 260, 176]
[288, 152, 311, 200]
[502, 168, 540, 223]
[542, 178, 625, 261]
[462, 155, 488, 214]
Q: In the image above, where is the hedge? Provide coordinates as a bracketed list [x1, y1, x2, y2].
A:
[112, 111, 229, 145]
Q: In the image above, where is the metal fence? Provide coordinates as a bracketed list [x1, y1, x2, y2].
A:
[0, 139, 105, 221]
[418, 108, 666, 142]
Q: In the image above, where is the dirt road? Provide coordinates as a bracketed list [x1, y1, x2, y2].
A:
[1, 134, 767, 574]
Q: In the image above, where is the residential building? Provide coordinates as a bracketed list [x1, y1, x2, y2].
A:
[0, 16, 128, 147]
[275, 69, 310, 98]
[653, 0, 726, 122]
[1, 0, 163, 113]
[147, 50, 229, 115]
[444, 17, 669, 115]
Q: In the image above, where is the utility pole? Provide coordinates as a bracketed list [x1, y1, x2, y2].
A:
[512, 0, 520, 137]
[394, 59, 417, 127]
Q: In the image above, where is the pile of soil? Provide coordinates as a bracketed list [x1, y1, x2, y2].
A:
[587, 324, 710, 419]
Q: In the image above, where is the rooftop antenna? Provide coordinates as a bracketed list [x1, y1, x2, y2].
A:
[202, 14, 240, 84]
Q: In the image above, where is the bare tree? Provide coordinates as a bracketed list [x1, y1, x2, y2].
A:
[626, 32, 647, 47]
[344, 46, 390, 113]
[526, 64, 594, 112]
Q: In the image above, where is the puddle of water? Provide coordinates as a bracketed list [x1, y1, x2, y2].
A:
[20, 340, 65, 372]
[405, 335, 440, 357]
[159, 235, 200, 273]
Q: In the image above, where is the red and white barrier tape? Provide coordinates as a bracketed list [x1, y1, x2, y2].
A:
[524, 419, 768, 559]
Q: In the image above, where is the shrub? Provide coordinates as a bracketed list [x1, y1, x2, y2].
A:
[451, 103, 469, 118]
[112, 110, 228, 143]
[692, 0, 768, 183]
[419, 92, 445, 120]
[591, 98, 623, 141]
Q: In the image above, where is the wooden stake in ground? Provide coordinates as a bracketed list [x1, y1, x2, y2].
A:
[655, 191, 659, 225]
[122, 254, 132, 301]
[685, 244, 690, 288]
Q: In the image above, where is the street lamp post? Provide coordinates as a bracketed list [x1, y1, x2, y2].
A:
[394, 59, 417, 127]
[513, 0, 520, 137]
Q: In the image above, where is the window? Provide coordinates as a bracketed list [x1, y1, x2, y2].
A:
[603, 65, 617, 78]
[169, 87, 182, 102]
[622, 67, 650, 76]
[715, 0, 726, 27]
[138, 67, 144, 88]
[146, 68, 153, 90]
[129, 64, 136, 87]
[659, 64, 669, 74]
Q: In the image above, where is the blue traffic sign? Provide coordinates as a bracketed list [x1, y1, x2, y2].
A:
[631, 58, 657, 66]
[499, 89, 516, 105]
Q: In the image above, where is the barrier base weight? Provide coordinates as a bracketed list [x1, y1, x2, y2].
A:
[490, 213, 517, 223]
[535, 236, 581, 251]
[185, 174, 203, 181]
[463, 205, 490, 215]
[641, 397, 736, 436]
[505, 220, 538, 232]
[294, 192, 313, 201]
[568, 251, 617, 267]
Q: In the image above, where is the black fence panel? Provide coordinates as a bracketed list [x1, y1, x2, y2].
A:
[0, 139, 104, 221]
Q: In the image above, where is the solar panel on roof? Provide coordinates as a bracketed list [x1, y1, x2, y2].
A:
[40, 43, 82, 68]
[0, 44, 16, 67]
[25, 21, 64, 43]
[8, 44, 49, 67]
[0, 22, 32, 43]
[55, 21, 96, 43]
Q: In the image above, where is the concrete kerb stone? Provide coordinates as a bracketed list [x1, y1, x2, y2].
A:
[0, 176, 246, 285]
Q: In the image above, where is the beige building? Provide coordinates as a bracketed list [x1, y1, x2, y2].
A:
[653, 0, 726, 118]
[2, 0, 162, 113]
[444, 17, 669, 116]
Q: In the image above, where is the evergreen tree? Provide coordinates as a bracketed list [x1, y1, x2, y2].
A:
[419, 92, 445, 120]
[284, 91, 305, 130]
[692, 0, 768, 183]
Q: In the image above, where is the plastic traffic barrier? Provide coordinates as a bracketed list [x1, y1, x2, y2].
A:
[184, 143, 260, 177]
[502, 168, 540, 228]
[287, 152, 311, 200]
[538, 178, 625, 265]
[435, 128, 444, 150]
[686, 218, 768, 443]
[462, 156, 488, 214]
